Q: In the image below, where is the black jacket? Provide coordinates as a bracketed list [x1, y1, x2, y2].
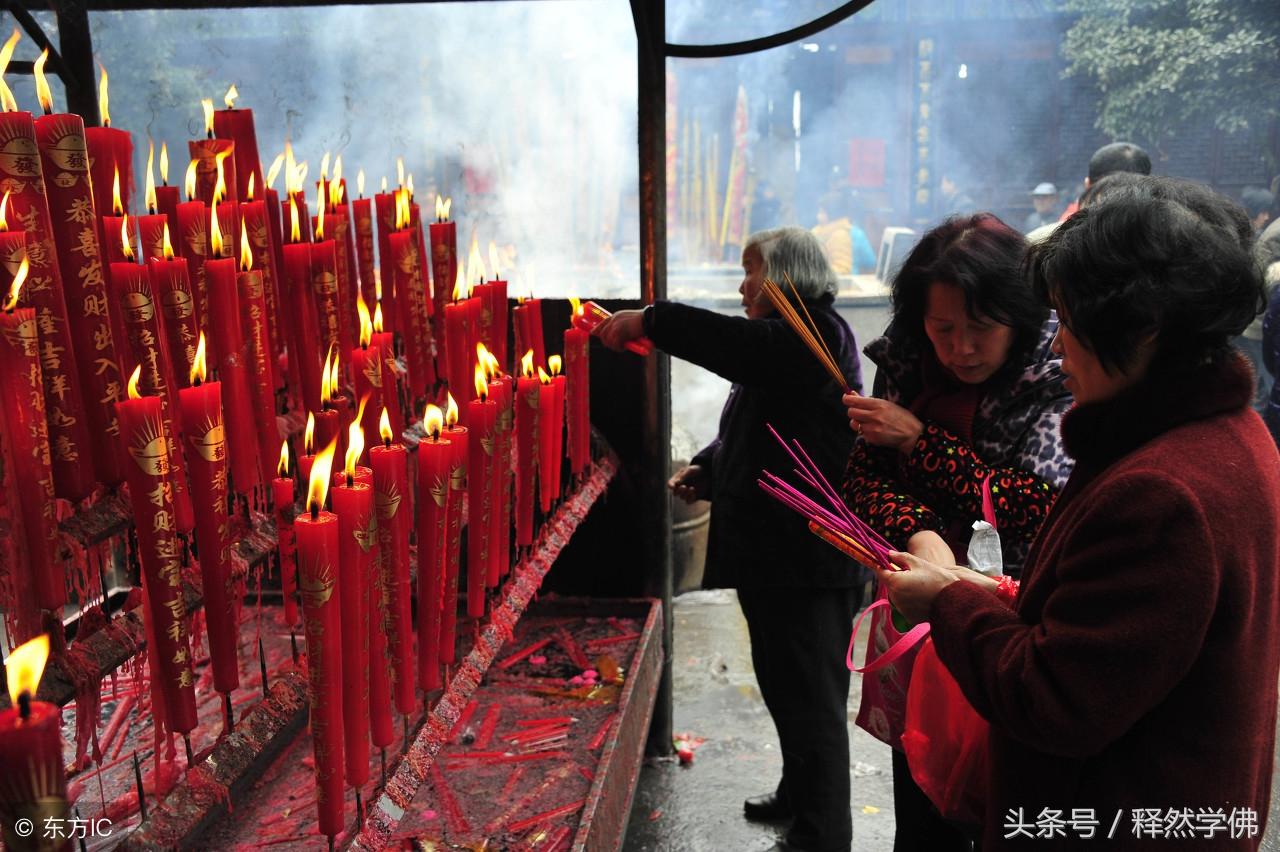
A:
[645, 296, 863, 589]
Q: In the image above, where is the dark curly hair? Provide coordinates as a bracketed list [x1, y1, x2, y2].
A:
[890, 213, 1047, 364]
[1028, 176, 1263, 375]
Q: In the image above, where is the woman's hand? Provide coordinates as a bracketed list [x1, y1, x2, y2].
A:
[668, 464, 709, 504]
[593, 309, 645, 352]
[874, 549, 959, 624]
[908, 530, 1002, 595]
[843, 393, 924, 455]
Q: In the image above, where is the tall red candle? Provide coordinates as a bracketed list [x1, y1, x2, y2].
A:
[295, 440, 346, 840]
[176, 333, 239, 696]
[371, 409, 413, 714]
[0, 273, 64, 612]
[564, 318, 591, 475]
[491, 371, 514, 582]
[236, 222, 280, 487]
[416, 404, 451, 692]
[189, 104, 237, 205]
[428, 198, 457, 362]
[514, 355, 540, 548]
[513, 298, 548, 379]
[389, 231, 434, 399]
[240, 190, 283, 388]
[205, 207, 260, 495]
[351, 297, 383, 466]
[352, 192, 376, 310]
[439, 397, 467, 665]
[147, 231, 201, 389]
[332, 426, 373, 790]
[212, 89, 264, 203]
[33, 106, 126, 488]
[373, 190, 398, 336]
[0, 636, 69, 843]
[273, 442, 298, 628]
[109, 240, 196, 532]
[283, 200, 322, 413]
[298, 411, 316, 491]
[310, 230, 342, 372]
[155, 142, 182, 232]
[444, 275, 480, 409]
[549, 357, 568, 502]
[2, 109, 95, 500]
[85, 83, 134, 234]
[316, 204, 356, 363]
[115, 370, 198, 734]
[175, 163, 211, 341]
[466, 369, 496, 617]
[538, 366, 565, 512]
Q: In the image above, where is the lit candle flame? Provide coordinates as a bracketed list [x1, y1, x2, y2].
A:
[145, 141, 157, 213]
[184, 159, 198, 201]
[467, 235, 485, 286]
[445, 392, 460, 427]
[0, 189, 10, 231]
[344, 395, 368, 477]
[521, 350, 535, 379]
[319, 152, 330, 183]
[423, 404, 443, 440]
[435, 194, 451, 221]
[213, 149, 231, 205]
[396, 157, 404, 189]
[162, 222, 174, 260]
[380, 406, 394, 444]
[477, 342, 499, 381]
[327, 347, 341, 404]
[549, 354, 563, 376]
[394, 189, 410, 231]
[0, 30, 21, 113]
[381, 176, 388, 194]
[247, 172, 256, 202]
[201, 98, 215, 137]
[294, 161, 309, 194]
[112, 166, 123, 215]
[120, 214, 135, 261]
[239, 219, 253, 271]
[284, 141, 297, 194]
[488, 242, 502, 280]
[289, 197, 300, 243]
[569, 296, 582, 317]
[357, 293, 372, 348]
[5, 634, 50, 706]
[373, 300, 384, 334]
[278, 440, 290, 478]
[190, 331, 207, 385]
[209, 203, 224, 258]
[127, 364, 143, 399]
[320, 347, 333, 405]
[406, 173, 414, 198]
[160, 142, 169, 185]
[357, 169, 365, 198]
[266, 152, 284, 191]
[307, 439, 337, 514]
[474, 364, 489, 401]
[328, 174, 343, 210]
[98, 63, 109, 126]
[224, 83, 238, 109]
[33, 48, 52, 115]
[333, 155, 343, 185]
[304, 411, 316, 455]
[316, 194, 326, 240]
[3, 253, 29, 312]
[453, 256, 467, 301]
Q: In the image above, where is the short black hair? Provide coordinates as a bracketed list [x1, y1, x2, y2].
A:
[1029, 176, 1263, 375]
[1087, 142, 1152, 183]
[1241, 186, 1275, 219]
[1078, 171, 1144, 209]
[891, 213, 1047, 363]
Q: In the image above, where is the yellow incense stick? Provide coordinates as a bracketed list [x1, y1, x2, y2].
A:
[762, 278, 849, 391]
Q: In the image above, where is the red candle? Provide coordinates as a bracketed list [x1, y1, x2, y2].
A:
[205, 206, 260, 496]
[147, 230, 201, 389]
[538, 365, 565, 513]
[444, 272, 480, 409]
[295, 441, 346, 840]
[370, 409, 413, 715]
[310, 229, 343, 371]
[428, 198, 457, 362]
[138, 213, 168, 263]
[283, 199, 322, 413]
[189, 106, 237, 204]
[101, 190, 138, 266]
[351, 298, 383, 466]
[240, 190, 283, 388]
[84, 94, 134, 229]
[373, 190, 398, 336]
[513, 297, 547, 380]
[316, 204, 356, 363]
[416, 404, 451, 692]
[332, 424, 373, 790]
[352, 191, 376, 310]
[491, 371, 514, 582]
[212, 89, 264, 202]
[298, 411, 316, 488]
[33, 107, 127, 488]
[272, 441, 298, 628]
[116, 369, 199, 734]
[514, 354, 540, 548]
[174, 165, 211, 341]
[390, 203, 434, 398]
[0, 637, 69, 836]
[109, 237, 196, 533]
[466, 368, 496, 617]
[176, 333, 239, 696]
[549, 357, 568, 503]
[314, 348, 344, 466]
[564, 317, 591, 475]
[439, 396, 467, 665]
[0, 272, 64, 612]
[2, 109, 96, 501]
[155, 143, 182, 230]
[371, 302, 402, 437]
[236, 222, 280, 487]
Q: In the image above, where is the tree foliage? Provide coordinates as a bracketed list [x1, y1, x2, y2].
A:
[1060, 0, 1279, 150]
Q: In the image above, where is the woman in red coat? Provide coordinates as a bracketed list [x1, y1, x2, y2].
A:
[876, 177, 1280, 849]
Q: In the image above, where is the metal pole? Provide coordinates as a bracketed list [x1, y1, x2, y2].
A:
[631, 0, 673, 756]
[53, 0, 100, 125]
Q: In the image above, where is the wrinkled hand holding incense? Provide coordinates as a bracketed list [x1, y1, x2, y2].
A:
[757, 425, 900, 572]
[761, 275, 856, 395]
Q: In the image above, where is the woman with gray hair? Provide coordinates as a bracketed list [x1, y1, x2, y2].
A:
[596, 227, 863, 852]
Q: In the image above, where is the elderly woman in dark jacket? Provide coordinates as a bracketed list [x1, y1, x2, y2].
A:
[596, 227, 863, 852]
[878, 178, 1280, 850]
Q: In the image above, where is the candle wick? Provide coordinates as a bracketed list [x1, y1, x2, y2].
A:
[18, 690, 31, 721]
[345, 473, 353, 488]
[383, 437, 391, 449]
[193, 377, 201, 388]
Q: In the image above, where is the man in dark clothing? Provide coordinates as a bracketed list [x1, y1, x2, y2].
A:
[1057, 141, 1152, 221]
[595, 227, 864, 852]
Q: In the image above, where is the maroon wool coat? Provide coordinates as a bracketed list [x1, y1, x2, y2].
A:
[929, 353, 1280, 849]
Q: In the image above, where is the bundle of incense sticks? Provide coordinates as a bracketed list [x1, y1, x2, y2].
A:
[757, 424, 895, 571]
[761, 275, 850, 392]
